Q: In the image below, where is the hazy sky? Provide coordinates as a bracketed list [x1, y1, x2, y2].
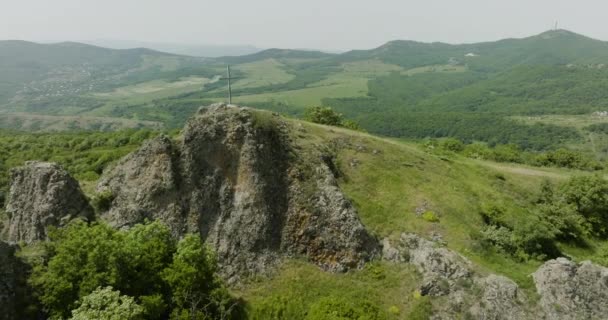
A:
[1, 0, 607, 50]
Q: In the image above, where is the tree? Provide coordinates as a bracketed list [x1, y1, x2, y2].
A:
[70, 286, 144, 320]
[162, 235, 238, 320]
[558, 175, 608, 237]
[30, 220, 124, 319]
[30, 220, 176, 319]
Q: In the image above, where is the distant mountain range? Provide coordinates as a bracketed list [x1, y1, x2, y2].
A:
[79, 40, 263, 57]
[3, 29, 608, 153]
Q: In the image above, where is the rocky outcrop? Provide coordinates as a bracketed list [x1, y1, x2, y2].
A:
[469, 275, 528, 320]
[383, 234, 530, 319]
[97, 135, 183, 233]
[0, 241, 17, 320]
[4, 161, 94, 243]
[384, 234, 608, 319]
[533, 258, 608, 320]
[383, 233, 473, 296]
[98, 104, 378, 282]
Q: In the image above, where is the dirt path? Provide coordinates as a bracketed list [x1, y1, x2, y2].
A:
[476, 161, 571, 180]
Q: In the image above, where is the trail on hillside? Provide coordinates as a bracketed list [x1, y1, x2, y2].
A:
[476, 161, 570, 180]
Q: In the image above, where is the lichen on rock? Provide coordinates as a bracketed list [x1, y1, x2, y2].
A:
[533, 257, 608, 320]
[4, 161, 93, 243]
[383, 233, 530, 319]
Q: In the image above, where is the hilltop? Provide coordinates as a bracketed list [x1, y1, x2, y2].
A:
[1, 105, 608, 319]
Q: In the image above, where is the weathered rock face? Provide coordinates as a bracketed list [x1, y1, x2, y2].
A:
[384, 234, 608, 319]
[533, 257, 608, 320]
[4, 161, 94, 243]
[383, 234, 530, 319]
[0, 241, 17, 320]
[383, 233, 473, 296]
[98, 104, 378, 282]
[98, 135, 183, 233]
[469, 275, 528, 320]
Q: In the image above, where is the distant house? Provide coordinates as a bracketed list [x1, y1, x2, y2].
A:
[465, 53, 479, 57]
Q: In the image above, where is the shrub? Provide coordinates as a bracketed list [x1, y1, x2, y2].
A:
[70, 286, 144, 320]
[249, 294, 307, 320]
[421, 211, 440, 223]
[162, 234, 238, 319]
[439, 138, 464, 152]
[304, 106, 343, 126]
[341, 119, 364, 131]
[305, 296, 383, 320]
[29, 220, 234, 320]
[407, 297, 433, 320]
[462, 142, 492, 159]
[558, 175, 608, 237]
[388, 306, 400, 315]
[490, 144, 522, 163]
[91, 190, 115, 213]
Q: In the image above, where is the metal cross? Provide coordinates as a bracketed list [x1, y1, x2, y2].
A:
[220, 65, 241, 104]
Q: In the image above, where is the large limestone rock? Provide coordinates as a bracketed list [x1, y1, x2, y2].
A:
[383, 234, 530, 319]
[4, 161, 94, 243]
[533, 257, 608, 320]
[0, 241, 17, 320]
[383, 233, 473, 296]
[98, 104, 378, 282]
[384, 235, 608, 319]
[469, 275, 528, 320]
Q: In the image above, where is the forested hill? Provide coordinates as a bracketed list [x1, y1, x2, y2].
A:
[0, 40, 212, 106]
[336, 29, 608, 70]
[3, 30, 608, 154]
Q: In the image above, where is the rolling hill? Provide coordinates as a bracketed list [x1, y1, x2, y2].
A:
[3, 30, 608, 156]
[2, 106, 608, 319]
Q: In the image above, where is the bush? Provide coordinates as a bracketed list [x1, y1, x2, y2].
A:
[249, 294, 307, 320]
[70, 286, 144, 320]
[478, 203, 560, 260]
[305, 296, 383, 320]
[91, 190, 115, 213]
[162, 234, 239, 319]
[462, 142, 492, 159]
[421, 211, 440, 223]
[407, 297, 433, 320]
[558, 175, 608, 237]
[305, 106, 343, 126]
[29, 220, 234, 320]
[341, 119, 364, 131]
[440, 138, 464, 152]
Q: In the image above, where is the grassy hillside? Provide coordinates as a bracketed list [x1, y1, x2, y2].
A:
[0, 40, 221, 116]
[239, 117, 608, 318]
[3, 113, 608, 318]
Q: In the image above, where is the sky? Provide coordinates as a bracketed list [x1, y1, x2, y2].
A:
[1, 0, 607, 51]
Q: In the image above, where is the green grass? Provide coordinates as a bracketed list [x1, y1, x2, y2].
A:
[232, 59, 295, 89]
[239, 260, 421, 320]
[231, 119, 591, 316]
[512, 114, 608, 159]
[0, 112, 163, 132]
[292, 122, 581, 289]
[402, 64, 467, 76]
[225, 78, 369, 110]
[93, 76, 210, 100]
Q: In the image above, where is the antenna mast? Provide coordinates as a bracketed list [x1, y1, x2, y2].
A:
[227, 66, 232, 104]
